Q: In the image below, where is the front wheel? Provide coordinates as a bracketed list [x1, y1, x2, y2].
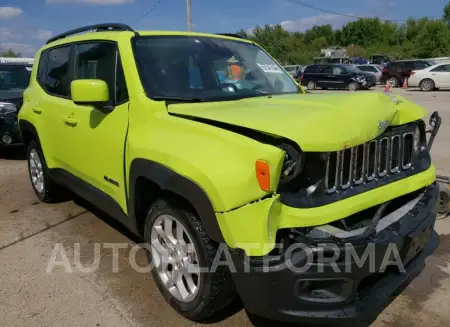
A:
[144, 198, 236, 321]
[348, 82, 358, 91]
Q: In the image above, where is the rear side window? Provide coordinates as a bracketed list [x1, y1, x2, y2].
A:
[304, 65, 317, 73]
[358, 66, 377, 73]
[37, 51, 49, 85]
[414, 61, 428, 69]
[38, 46, 72, 97]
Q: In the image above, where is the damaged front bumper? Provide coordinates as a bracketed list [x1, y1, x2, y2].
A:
[229, 182, 439, 325]
[216, 165, 436, 256]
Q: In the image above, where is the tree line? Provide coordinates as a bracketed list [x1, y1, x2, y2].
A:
[236, 1, 450, 65]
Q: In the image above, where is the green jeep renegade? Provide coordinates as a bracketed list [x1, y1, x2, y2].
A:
[19, 23, 441, 326]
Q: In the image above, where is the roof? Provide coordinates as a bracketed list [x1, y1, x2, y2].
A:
[42, 23, 253, 51]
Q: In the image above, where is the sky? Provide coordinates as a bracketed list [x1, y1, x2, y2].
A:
[0, 0, 448, 57]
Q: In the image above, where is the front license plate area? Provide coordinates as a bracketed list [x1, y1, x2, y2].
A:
[401, 225, 433, 266]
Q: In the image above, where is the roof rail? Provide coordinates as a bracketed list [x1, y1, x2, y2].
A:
[216, 33, 245, 39]
[46, 23, 137, 44]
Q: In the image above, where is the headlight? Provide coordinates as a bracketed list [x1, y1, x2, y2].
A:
[0, 102, 17, 115]
[277, 143, 304, 185]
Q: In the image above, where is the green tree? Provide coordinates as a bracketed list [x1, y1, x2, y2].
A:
[0, 49, 20, 57]
[234, 1, 450, 65]
[443, 0, 450, 25]
[414, 19, 450, 58]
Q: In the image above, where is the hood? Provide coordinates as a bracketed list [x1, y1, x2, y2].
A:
[167, 92, 427, 152]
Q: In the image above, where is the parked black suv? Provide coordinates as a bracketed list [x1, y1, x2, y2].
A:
[300, 64, 376, 91]
[380, 60, 436, 87]
[0, 59, 33, 155]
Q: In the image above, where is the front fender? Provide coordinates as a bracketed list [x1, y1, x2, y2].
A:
[127, 111, 285, 212]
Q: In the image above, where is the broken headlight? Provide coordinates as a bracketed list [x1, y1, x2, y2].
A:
[277, 143, 304, 185]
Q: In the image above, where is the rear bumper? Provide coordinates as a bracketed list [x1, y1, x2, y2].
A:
[407, 77, 421, 87]
[230, 183, 439, 325]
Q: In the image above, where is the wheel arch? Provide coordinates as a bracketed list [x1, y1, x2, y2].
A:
[18, 120, 40, 149]
[129, 158, 225, 243]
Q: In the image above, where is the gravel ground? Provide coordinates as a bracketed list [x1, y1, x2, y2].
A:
[1, 85, 450, 327]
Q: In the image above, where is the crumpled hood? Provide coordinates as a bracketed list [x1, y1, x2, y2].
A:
[168, 92, 427, 152]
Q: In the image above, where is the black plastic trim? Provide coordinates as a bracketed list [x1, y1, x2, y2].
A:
[49, 168, 132, 230]
[128, 158, 224, 243]
[230, 183, 439, 325]
[18, 119, 37, 144]
[280, 123, 432, 208]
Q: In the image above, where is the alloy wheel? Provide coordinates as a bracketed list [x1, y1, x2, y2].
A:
[150, 214, 201, 303]
[29, 149, 45, 194]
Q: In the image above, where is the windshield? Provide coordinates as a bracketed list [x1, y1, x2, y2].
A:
[133, 36, 299, 102]
[0, 64, 32, 91]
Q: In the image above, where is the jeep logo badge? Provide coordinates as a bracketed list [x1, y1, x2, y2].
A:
[378, 120, 390, 133]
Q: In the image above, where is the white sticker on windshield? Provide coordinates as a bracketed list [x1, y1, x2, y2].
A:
[25, 67, 32, 71]
[257, 63, 283, 73]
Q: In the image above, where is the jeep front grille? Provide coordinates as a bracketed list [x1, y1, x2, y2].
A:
[325, 133, 415, 193]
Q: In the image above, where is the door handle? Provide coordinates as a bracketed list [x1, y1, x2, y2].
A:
[32, 107, 43, 114]
[63, 116, 78, 126]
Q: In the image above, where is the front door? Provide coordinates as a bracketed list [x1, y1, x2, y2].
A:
[430, 64, 450, 88]
[63, 42, 130, 213]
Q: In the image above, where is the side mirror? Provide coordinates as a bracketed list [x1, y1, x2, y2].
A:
[71, 79, 114, 113]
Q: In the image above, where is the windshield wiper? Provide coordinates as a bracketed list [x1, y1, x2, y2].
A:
[153, 95, 204, 103]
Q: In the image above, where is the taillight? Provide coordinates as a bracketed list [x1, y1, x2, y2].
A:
[301, 72, 304, 81]
[255, 160, 270, 192]
[382, 67, 388, 73]
[410, 71, 416, 76]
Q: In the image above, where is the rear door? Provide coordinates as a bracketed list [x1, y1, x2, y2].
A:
[33, 45, 75, 170]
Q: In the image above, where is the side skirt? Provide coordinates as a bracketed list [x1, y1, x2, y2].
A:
[49, 168, 140, 236]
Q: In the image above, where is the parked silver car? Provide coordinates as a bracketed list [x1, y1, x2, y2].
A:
[356, 64, 383, 83]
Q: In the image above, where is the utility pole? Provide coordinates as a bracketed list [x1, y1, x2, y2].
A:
[187, 0, 192, 31]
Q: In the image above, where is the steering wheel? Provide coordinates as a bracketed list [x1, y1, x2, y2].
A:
[221, 83, 239, 93]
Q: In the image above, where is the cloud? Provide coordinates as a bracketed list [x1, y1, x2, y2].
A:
[279, 14, 353, 32]
[33, 29, 53, 41]
[0, 7, 23, 19]
[0, 43, 35, 57]
[0, 27, 22, 40]
[246, 13, 353, 35]
[46, 0, 134, 4]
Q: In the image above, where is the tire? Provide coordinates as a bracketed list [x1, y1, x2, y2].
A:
[144, 197, 236, 321]
[348, 82, 358, 91]
[26, 140, 66, 202]
[420, 79, 435, 92]
[388, 76, 399, 88]
[307, 80, 316, 90]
